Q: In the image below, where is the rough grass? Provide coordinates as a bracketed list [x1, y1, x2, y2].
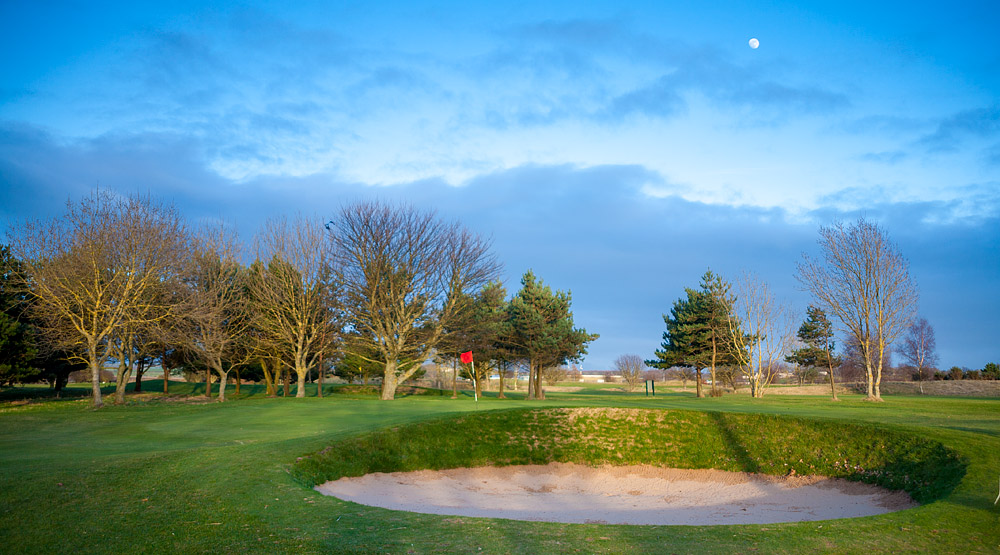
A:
[0, 385, 998, 554]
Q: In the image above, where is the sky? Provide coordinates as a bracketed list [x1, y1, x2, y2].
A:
[1, 1, 998, 371]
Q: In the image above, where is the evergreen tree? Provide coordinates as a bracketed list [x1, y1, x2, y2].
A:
[442, 280, 508, 398]
[984, 362, 999, 380]
[648, 270, 736, 398]
[698, 270, 737, 396]
[333, 348, 383, 385]
[0, 245, 38, 387]
[649, 288, 709, 398]
[786, 306, 841, 400]
[506, 271, 596, 400]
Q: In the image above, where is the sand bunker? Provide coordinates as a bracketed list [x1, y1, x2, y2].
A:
[315, 462, 916, 525]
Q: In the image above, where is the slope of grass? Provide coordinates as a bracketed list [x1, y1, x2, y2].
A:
[293, 408, 965, 503]
[0, 386, 998, 554]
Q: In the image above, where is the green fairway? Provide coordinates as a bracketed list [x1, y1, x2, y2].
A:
[1, 385, 998, 553]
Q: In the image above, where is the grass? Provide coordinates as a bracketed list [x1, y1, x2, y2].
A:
[292, 408, 965, 503]
[0, 383, 998, 553]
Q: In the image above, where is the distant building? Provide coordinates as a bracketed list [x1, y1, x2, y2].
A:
[580, 371, 617, 383]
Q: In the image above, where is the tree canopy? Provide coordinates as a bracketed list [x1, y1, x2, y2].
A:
[0, 245, 37, 386]
[797, 218, 918, 401]
[505, 270, 596, 400]
[648, 270, 738, 398]
[786, 305, 841, 399]
[330, 201, 501, 400]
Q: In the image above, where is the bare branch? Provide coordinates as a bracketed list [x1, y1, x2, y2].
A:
[9, 190, 187, 408]
[796, 218, 918, 400]
[330, 201, 501, 400]
[248, 215, 339, 398]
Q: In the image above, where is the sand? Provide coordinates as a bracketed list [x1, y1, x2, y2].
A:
[315, 462, 916, 525]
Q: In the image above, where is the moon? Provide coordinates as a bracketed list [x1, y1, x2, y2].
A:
[749, 37, 759, 49]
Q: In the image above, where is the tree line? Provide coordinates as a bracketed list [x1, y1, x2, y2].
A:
[648, 218, 997, 401]
[0, 190, 595, 407]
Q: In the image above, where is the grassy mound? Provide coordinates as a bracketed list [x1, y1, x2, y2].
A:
[293, 407, 965, 504]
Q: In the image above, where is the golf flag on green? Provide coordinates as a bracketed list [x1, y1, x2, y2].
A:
[460, 351, 477, 403]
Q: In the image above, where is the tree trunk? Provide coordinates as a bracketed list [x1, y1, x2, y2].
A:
[283, 370, 291, 397]
[163, 348, 170, 394]
[205, 368, 213, 398]
[694, 367, 704, 398]
[114, 361, 131, 405]
[527, 362, 534, 398]
[55, 371, 68, 392]
[381, 361, 398, 400]
[530, 360, 545, 400]
[451, 357, 458, 399]
[874, 336, 885, 401]
[864, 355, 875, 400]
[296, 368, 307, 398]
[874, 364, 883, 401]
[497, 362, 506, 399]
[134, 363, 145, 393]
[710, 338, 718, 396]
[534, 361, 541, 399]
[234, 369, 241, 395]
[217, 369, 228, 402]
[827, 349, 838, 401]
[89, 345, 104, 409]
[317, 359, 324, 398]
[261, 358, 276, 397]
[527, 361, 535, 399]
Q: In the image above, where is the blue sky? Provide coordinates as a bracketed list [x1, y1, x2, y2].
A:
[2, 1, 998, 371]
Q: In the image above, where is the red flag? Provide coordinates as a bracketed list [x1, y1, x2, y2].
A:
[460, 351, 473, 364]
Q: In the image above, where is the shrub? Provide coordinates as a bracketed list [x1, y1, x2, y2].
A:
[983, 362, 1000, 380]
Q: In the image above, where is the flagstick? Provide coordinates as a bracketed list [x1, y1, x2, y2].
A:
[471, 359, 478, 404]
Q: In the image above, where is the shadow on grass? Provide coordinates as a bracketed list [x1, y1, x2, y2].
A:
[941, 425, 1000, 438]
[708, 411, 761, 473]
[0, 384, 107, 403]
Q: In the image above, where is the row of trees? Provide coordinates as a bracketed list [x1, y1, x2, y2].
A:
[2, 190, 595, 406]
[649, 269, 792, 399]
[649, 218, 927, 401]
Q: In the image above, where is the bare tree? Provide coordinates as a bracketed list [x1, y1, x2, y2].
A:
[541, 365, 568, 386]
[248, 216, 339, 398]
[797, 218, 918, 401]
[330, 201, 501, 400]
[897, 317, 938, 394]
[669, 366, 697, 389]
[615, 354, 646, 392]
[10, 191, 186, 408]
[108, 317, 164, 403]
[726, 273, 793, 398]
[175, 226, 249, 402]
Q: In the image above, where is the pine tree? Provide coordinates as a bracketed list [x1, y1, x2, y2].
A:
[649, 288, 709, 397]
[648, 270, 736, 398]
[0, 245, 38, 387]
[699, 270, 737, 396]
[506, 271, 596, 400]
[786, 306, 841, 400]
